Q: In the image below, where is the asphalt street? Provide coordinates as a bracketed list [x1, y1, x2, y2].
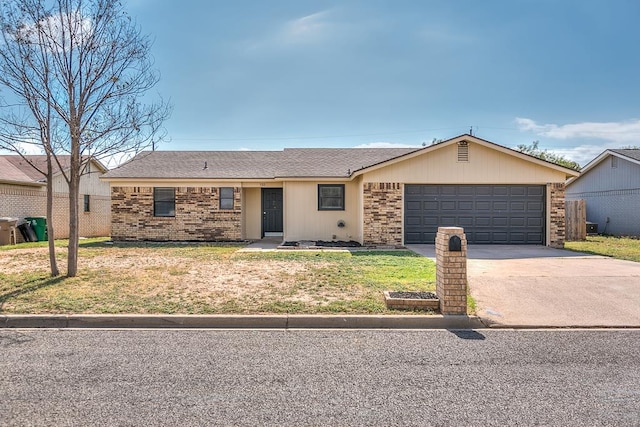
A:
[1, 329, 639, 426]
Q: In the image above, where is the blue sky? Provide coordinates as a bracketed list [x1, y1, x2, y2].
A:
[12, 0, 640, 166]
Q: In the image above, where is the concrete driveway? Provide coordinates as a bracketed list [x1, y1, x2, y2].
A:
[407, 245, 640, 328]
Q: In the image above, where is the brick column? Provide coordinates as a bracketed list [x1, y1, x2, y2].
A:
[435, 227, 468, 315]
[548, 183, 566, 248]
[362, 182, 403, 245]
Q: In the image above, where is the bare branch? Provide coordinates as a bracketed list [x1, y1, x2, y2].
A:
[0, 0, 171, 276]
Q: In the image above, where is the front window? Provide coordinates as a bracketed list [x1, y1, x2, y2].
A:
[318, 184, 345, 211]
[154, 187, 175, 217]
[83, 194, 90, 212]
[220, 187, 234, 210]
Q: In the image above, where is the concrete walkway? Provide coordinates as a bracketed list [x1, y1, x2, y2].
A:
[240, 237, 282, 251]
[407, 244, 640, 328]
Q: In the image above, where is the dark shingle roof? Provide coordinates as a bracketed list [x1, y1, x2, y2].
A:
[610, 149, 640, 162]
[278, 148, 419, 177]
[102, 148, 421, 179]
[103, 151, 282, 179]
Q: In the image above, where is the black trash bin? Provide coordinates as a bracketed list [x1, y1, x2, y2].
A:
[17, 222, 37, 242]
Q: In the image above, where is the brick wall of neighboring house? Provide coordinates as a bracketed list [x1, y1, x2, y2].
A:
[0, 183, 110, 242]
[111, 186, 242, 241]
[548, 182, 566, 248]
[362, 182, 403, 246]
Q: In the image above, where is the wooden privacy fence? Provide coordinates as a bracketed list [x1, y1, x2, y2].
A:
[565, 199, 586, 241]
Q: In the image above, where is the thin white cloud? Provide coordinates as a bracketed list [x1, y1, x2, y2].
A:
[0, 142, 44, 156]
[16, 11, 93, 53]
[19, 142, 43, 155]
[99, 151, 135, 169]
[516, 117, 640, 143]
[241, 9, 334, 52]
[282, 11, 332, 44]
[355, 142, 420, 148]
[238, 8, 382, 54]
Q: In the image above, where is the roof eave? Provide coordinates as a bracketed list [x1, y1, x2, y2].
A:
[612, 151, 640, 165]
[351, 134, 580, 179]
[89, 158, 109, 173]
[102, 176, 354, 182]
[278, 176, 352, 181]
[101, 176, 280, 182]
[568, 149, 640, 185]
[0, 178, 46, 187]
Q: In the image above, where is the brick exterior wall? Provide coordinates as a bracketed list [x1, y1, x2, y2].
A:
[0, 183, 111, 242]
[435, 227, 468, 315]
[362, 182, 403, 245]
[548, 182, 566, 248]
[111, 186, 242, 241]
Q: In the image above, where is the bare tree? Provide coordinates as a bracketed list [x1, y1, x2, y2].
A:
[0, 16, 61, 276]
[0, 0, 170, 277]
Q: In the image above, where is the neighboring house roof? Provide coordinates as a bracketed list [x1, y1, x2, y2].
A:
[0, 157, 36, 184]
[0, 155, 107, 186]
[567, 149, 640, 186]
[102, 134, 580, 181]
[609, 149, 640, 162]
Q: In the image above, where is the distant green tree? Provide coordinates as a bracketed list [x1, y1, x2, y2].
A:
[422, 138, 443, 147]
[516, 141, 581, 171]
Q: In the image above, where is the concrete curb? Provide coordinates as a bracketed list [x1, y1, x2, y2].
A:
[0, 314, 486, 329]
[485, 322, 640, 329]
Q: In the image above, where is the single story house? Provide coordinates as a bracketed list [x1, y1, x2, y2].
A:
[0, 155, 111, 240]
[566, 149, 640, 236]
[101, 134, 579, 247]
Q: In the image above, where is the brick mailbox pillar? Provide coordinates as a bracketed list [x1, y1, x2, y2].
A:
[435, 227, 468, 315]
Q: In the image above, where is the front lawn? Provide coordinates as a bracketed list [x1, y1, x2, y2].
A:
[0, 239, 445, 314]
[565, 235, 640, 262]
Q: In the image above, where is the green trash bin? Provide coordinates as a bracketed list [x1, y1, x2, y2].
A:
[25, 217, 47, 241]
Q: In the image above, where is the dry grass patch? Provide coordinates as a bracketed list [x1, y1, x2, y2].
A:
[0, 239, 437, 314]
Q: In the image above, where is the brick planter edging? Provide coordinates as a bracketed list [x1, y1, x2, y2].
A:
[383, 291, 440, 311]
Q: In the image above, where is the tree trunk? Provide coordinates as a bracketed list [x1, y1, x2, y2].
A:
[67, 135, 81, 277]
[67, 172, 80, 277]
[46, 157, 59, 277]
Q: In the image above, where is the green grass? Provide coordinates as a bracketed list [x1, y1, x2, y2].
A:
[0, 236, 111, 251]
[0, 241, 467, 315]
[565, 235, 640, 262]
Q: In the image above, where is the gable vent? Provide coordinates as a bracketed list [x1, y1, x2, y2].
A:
[611, 156, 618, 168]
[457, 141, 469, 162]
